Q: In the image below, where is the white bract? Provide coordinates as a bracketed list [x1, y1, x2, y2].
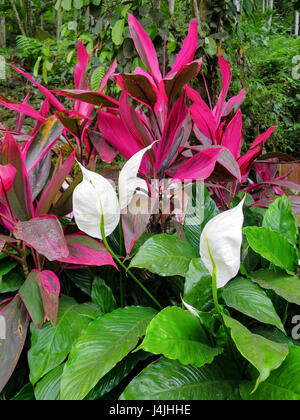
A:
[199, 197, 246, 289]
[73, 144, 154, 239]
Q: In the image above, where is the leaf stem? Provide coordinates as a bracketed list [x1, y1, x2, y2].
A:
[101, 221, 162, 310]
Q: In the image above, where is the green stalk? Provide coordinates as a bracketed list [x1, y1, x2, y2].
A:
[118, 221, 124, 307]
[100, 217, 162, 310]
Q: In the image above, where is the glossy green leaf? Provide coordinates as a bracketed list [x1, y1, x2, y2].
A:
[243, 226, 298, 274]
[223, 315, 289, 392]
[19, 271, 44, 328]
[0, 267, 24, 293]
[120, 357, 240, 400]
[60, 306, 157, 400]
[184, 184, 219, 250]
[138, 307, 222, 367]
[28, 297, 100, 385]
[250, 269, 300, 305]
[112, 19, 125, 46]
[262, 195, 297, 246]
[91, 276, 117, 314]
[11, 383, 35, 400]
[240, 347, 300, 400]
[130, 234, 198, 277]
[223, 277, 284, 332]
[184, 258, 213, 312]
[34, 364, 64, 401]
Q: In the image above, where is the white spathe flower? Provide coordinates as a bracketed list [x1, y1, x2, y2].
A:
[73, 144, 154, 239]
[118, 143, 154, 210]
[199, 197, 246, 289]
[73, 163, 120, 239]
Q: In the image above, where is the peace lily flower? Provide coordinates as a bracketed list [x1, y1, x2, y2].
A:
[199, 197, 246, 289]
[72, 143, 154, 240]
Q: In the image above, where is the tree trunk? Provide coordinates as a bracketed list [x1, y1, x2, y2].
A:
[199, 0, 207, 22]
[295, 11, 299, 36]
[9, 0, 26, 36]
[169, 0, 174, 14]
[24, 0, 33, 37]
[85, 5, 90, 31]
[268, 0, 274, 30]
[57, 5, 62, 40]
[0, 0, 6, 48]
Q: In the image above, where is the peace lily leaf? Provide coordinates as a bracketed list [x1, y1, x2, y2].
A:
[250, 269, 300, 305]
[223, 277, 285, 332]
[223, 314, 289, 393]
[60, 306, 157, 400]
[19, 271, 44, 328]
[11, 383, 35, 400]
[73, 163, 120, 239]
[183, 258, 213, 312]
[262, 195, 297, 246]
[85, 351, 151, 400]
[130, 234, 198, 277]
[34, 364, 64, 401]
[91, 276, 117, 314]
[138, 306, 222, 367]
[0, 267, 24, 293]
[119, 143, 154, 211]
[200, 197, 245, 288]
[184, 183, 219, 250]
[240, 346, 300, 400]
[120, 357, 241, 400]
[28, 297, 100, 385]
[243, 227, 298, 274]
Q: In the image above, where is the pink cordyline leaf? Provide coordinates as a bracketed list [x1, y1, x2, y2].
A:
[220, 110, 243, 159]
[128, 13, 162, 84]
[0, 94, 46, 122]
[14, 215, 69, 261]
[36, 151, 76, 216]
[74, 40, 89, 90]
[57, 234, 117, 269]
[172, 147, 223, 181]
[213, 57, 232, 123]
[88, 131, 117, 163]
[35, 270, 60, 327]
[0, 164, 16, 197]
[167, 19, 198, 76]
[12, 66, 65, 111]
[15, 86, 30, 131]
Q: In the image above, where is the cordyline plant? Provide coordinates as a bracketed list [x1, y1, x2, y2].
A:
[0, 14, 299, 401]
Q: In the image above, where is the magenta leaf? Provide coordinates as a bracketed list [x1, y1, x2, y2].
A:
[0, 93, 46, 122]
[0, 164, 16, 196]
[57, 234, 117, 269]
[128, 13, 162, 84]
[1, 131, 34, 220]
[74, 40, 89, 90]
[36, 151, 75, 216]
[88, 130, 117, 163]
[220, 110, 243, 159]
[14, 216, 69, 261]
[53, 89, 119, 108]
[115, 73, 158, 109]
[167, 19, 198, 76]
[213, 57, 232, 123]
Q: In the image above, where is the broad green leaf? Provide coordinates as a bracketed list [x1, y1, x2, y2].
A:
[184, 258, 213, 312]
[223, 277, 284, 332]
[85, 351, 150, 400]
[120, 357, 240, 400]
[243, 226, 298, 274]
[60, 306, 157, 400]
[0, 260, 17, 276]
[0, 267, 24, 293]
[251, 269, 300, 305]
[19, 271, 44, 328]
[262, 195, 297, 246]
[223, 315, 289, 392]
[204, 37, 217, 56]
[251, 326, 295, 346]
[184, 184, 219, 250]
[11, 383, 35, 400]
[112, 19, 125, 46]
[28, 297, 100, 385]
[91, 276, 117, 314]
[130, 234, 198, 277]
[240, 347, 300, 400]
[91, 66, 105, 91]
[34, 364, 64, 401]
[138, 307, 222, 367]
